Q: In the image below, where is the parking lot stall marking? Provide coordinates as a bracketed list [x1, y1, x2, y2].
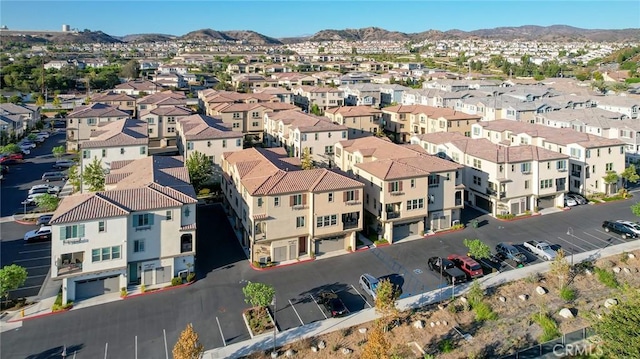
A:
[104, 342, 108, 359]
[21, 264, 50, 269]
[568, 231, 610, 249]
[25, 274, 47, 279]
[590, 230, 628, 245]
[18, 248, 51, 254]
[135, 335, 137, 359]
[556, 237, 590, 253]
[309, 294, 328, 319]
[287, 299, 304, 326]
[163, 329, 168, 359]
[350, 284, 372, 308]
[215, 317, 226, 347]
[13, 256, 50, 263]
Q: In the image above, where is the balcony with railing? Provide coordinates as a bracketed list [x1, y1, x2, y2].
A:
[571, 171, 582, 178]
[386, 211, 401, 220]
[56, 252, 84, 276]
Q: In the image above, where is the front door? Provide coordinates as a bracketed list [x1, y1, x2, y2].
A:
[298, 236, 306, 254]
[128, 263, 140, 285]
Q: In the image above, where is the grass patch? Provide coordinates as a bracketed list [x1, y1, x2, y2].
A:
[496, 213, 515, 220]
[374, 239, 389, 246]
[531, 312, 561, 342]
[594, 267, 619, 288]
[473, 301, 498, 321]
[438, 338, 455, 353]
[51, 291, 73, 311]
[559, 286, 576, 302]
[601, 195, 627, 202]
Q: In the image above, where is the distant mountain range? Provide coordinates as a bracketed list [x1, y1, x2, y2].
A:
[2, 25, 639, 46]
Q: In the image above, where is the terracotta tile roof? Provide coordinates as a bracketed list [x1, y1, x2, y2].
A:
[67, 103, 129, 119]
[82, 118, 148, 148]
[294, 85, 343, 94]
[115, 80, 164, 91]
[179, 114, 243, 140]
[339, 136, 422, 160]
[137, 90, 186, 105]
[383, 104, 481, 120]
[260, 102, 298, 112]
[109, 159, 135, 170]
[325, 106, 382, 117]
[267, 110, 346, 132]
[50, 193, 129, 224]
[90, 92, 136, 102]
[355, 159, 429, 180]
[395, 155, 463, 173]
[139, 105, 193, 117]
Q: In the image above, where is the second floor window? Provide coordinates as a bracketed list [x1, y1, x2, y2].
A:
[606, 163, 613, 171]
[521, 162, 531, 173]
[133, 213, 153, 227]
[344, 190, 357, 202]
[61, 224, 85, 239]
[296, 216, 305, 228]
[274, 197, 280, 207]
[428, 175, 440, 187]
[134, 240, 145, 253]
[389, 181, 402, 192]
[291, 194, 305, 206]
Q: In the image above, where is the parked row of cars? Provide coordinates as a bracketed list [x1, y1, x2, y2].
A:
[602, 220, 640, 239]
[564, 193, 588, 207]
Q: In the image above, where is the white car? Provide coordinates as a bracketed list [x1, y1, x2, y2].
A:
[359, 274, 380, 300]
[53, 159, 75, 169]
[616, 220, 640, 236]
[24, 226, 52, 242]
[22, 192, 55, 205]
[564, 197, 578, 207]
[20, 141, 36, 149]
[29, 184, 60, 195]
[37, 131, 50, 138]
[19, 146, 31, 155]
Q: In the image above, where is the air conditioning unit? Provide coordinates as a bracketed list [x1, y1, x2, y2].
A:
[452, 220, 460, 226]
[259, 256, 271, 264]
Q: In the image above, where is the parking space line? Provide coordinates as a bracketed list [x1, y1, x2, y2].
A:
[215, 316, 226, 346]
[104, 342, 108, 359]
[135, 335, 138, 359]
[288, 299, 304, 326]
[26, 274, 47, 279]
[163, 329, 168, 359]
[556, 236, 590, 252]
[591, 230, 627, 244]
[563, 232, 601, 250]
[23, 265, 50, 270]
[24, 242, 51, 247]
[309, 294, 327, 319]
[350, 284, 372, 308]
[13, 256, 50, 263]
[19, 249, 51, 254]
[9, 284, 40, 291]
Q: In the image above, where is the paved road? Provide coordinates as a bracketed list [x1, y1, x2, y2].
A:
[2, 200, 639, 359]
[0, 131, 69, 217]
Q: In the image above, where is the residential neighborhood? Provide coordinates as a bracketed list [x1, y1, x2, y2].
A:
[1, 13, 640, 359]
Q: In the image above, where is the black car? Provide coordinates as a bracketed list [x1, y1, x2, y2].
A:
[0, 158, 21, 165]
[427, 256, 468, 284]
[318, 292, 348, 317]
[1, 165, 8, 174]
[602, 220, 638, 239]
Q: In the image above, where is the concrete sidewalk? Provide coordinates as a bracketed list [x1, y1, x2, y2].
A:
[204, 239, 640, 359]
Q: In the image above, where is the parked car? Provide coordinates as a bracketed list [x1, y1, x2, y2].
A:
[447, 254, 483, 279]
[602, 220, 638, 239]
[34, 135, 46, 143]
[564, 196, 578, 207]
[24, 226, 52, 242]
[359, 273, 379, 300]
[615, 220, 640, 236]
[495, 242, 527, 265]
[19, 147, 30, 155]
[36, 131, 50, 138]
[1, 152, 23, 160]
[22, 192, 54, 205]
[28, 187, 60, 196]
[0, 158, 21, 165]
[53, 159, 75, 169]
[36, 214, 54, 226]
[566, 193, 587, 205]
[29, 184, 61, 195]
[42, 171, 67, 182]
[1, 165, 8, 174]
[318, 291, 348, 317]
[20, 141, 36, 149]
[523, 240, 557, 261]
[427, 256, 468, 284]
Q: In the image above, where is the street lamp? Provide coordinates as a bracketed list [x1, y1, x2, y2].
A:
[271, 294, 277, 358]
[566, 227, 575, 266]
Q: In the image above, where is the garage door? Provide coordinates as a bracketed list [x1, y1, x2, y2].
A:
[315, 236, 345, 256]
[393, 223, 411, 241]
[538, 196, 555, 209]
[76, 275, 120, 299]
[273, 246, 287, 262]
[475, 196, 492, 212]
[155, 266, 172, 284]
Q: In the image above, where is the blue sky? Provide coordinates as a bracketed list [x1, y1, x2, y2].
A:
[1, 1, 639, 38]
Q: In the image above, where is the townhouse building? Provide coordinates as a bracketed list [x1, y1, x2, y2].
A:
[176, 114, 243, 169]
[50, 156, 197, 303]
[471, 120, 625, 195]
[221, 147, 364, 263]
[80, 118, 148, 173]
[252, 87, 294, 104]
[382, 104, 481, 142]
[0, 114, 24, 138]
[89, 92, 137, 116]
[291, 86, 344, 112]
[340, 83, 381, 107]
[594, 96, 639, 119]
[263, 109, 348, 166]
[270, 73, 318, 88]
[113, 80, 165, 96]
[0, 102, 41, 132]
[66, 103, 129, 151]
[324, 106, 383, 138]
[413, 132, 569, 216]
[139, 105, 193, 147]
[334, 136, 463, 242]
[198, 89, 281, 118]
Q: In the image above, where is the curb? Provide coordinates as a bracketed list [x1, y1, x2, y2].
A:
[495, 214, 535, 222]
[250, 257, 315, 271]
[354, 246, 371, 252]
[14, 219, 36, 225]
[125, 281, 193, 299]
[425, 228, 465, 237]
[8, 307, 70, 323]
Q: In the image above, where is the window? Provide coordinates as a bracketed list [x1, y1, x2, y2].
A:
[328, 193, 334, 202]
[342, 131, 347, 138]
[207, 141, 211, 147]
[166, 210, 172, 220]
[344, 190, 356, 201]
[316, 215, 337, 227]
[428, 174, 440, 187]
[222, 140, 227, 148]
[236, 139, 241, 147]
[296, 216, 305, 228]
[87, 118, 97, 125]
[148, 128, 153, 134]
[120, 148, 125, 155]
[102, 149, 107, 157]
[233, 112, 240, 119]
[557, 160, 566, 171]
[98, 221, 105, 232]
[147, 118, 155, 125]
[60, 224, 85, 240]
[411, 179, 416, 188]
[606, 163, 613, 171]
[133, 213, 153, 227]
[92, 246, 121, 262]
[92, 249, 100, 262]
[232, 123, 240, 129]
[570, 148, 581, 158]
[134, 240, 145, 253]
[102, 247, 111, 261]
[473, 175, 481, 186]
[521, 162, 531, 173]
[140, 146, 146, 155]
[257, 198, 263, 207]
[181, 235, 192, 253]
[82, 150, 90, 159]
[252, 121, 259, 127]
[389, 181, 401, 192]
[473, 158, 482, 169]
[291, 194, 304, 206]
[524, 180, 530, 189]
[167, 127, 175, 133]
[324, 145, 333, 154]
[274, 197, 280, 206]
[315, 133, 319, 140]
[406, 198, 425, 210]
[540, 179, 553, 189]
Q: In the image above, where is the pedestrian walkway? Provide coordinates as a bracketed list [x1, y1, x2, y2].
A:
[204, 239, 640, 359]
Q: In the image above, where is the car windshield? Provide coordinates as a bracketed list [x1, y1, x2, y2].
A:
[470, 264, 482, 271]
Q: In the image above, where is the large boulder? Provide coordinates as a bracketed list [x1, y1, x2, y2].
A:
[317, 340, 326, 349]
[285, 349, 295, 357]
[536, 286, 548, 295]
[413, 320, 424, 329]
[519, 294, 529, 301]
[613, 267, 621, 274]
[341, 348, 352, 355]
[604, 298, 618, 308]
[559, 308, 575, 319]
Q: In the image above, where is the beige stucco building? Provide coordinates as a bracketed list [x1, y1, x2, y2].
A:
[66, 103, 130, 151]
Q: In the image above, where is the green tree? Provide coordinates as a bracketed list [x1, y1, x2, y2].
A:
[309, 103, 323, 116]
[463, 238, 492, 260]
[35, 95, 45, 106]
[52, 145, 66, 160]
[621, 164, 640, 188]
[603, 170, 620, 195]
[121, 59, 140, 80]
[8, 95, 22, 104]
[186, 151, 213, 192]
[172, 323, 204, 359]
[68, 165, 81, 193]
[301, 147, 314, 170]
[34, 193, 60, 211]
[1, 143, 21, 154]
[360, 321, 390, 359]
[593, 72, 604, 81]
[591, 290, 640, 357]
[549, 248, 571, 289]
[52, 95, 61, 109]
[374, 278, 399, 318]
[82, 157, 105, 192]
[242, 281, 275, 308]
[0, 264, 28, 306]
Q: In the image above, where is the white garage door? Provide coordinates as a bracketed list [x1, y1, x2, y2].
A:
[76, 276, 120, 299]
[393, 223, 411, 241]
[315, 236, 345, 255]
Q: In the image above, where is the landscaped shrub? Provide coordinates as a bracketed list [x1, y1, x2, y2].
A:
[559, 286, 576, 302]
[496, 213, 516, 220]
[120, 287, 127, 297]
[531, 311, 561, 342]
[594, 267, 619, 288]
[438, 338, 455, 353]
[473, 301, 498, 321]
[51, 292, 73, 311]
[374, 239, 389, 246]
[171, 277, 182, 286]
[186, 272, 196, 282]
[140, 284, 146, 293]
[450, 223, 465, 230]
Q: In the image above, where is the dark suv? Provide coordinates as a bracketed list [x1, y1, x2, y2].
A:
[427, 256, 467, 284]
[602, 220, 638, 239]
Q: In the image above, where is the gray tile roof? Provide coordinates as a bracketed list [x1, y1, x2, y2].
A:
[81, 118, 148, 148]
[179, 114, 243, 140]
[67, 103, 130, 119]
